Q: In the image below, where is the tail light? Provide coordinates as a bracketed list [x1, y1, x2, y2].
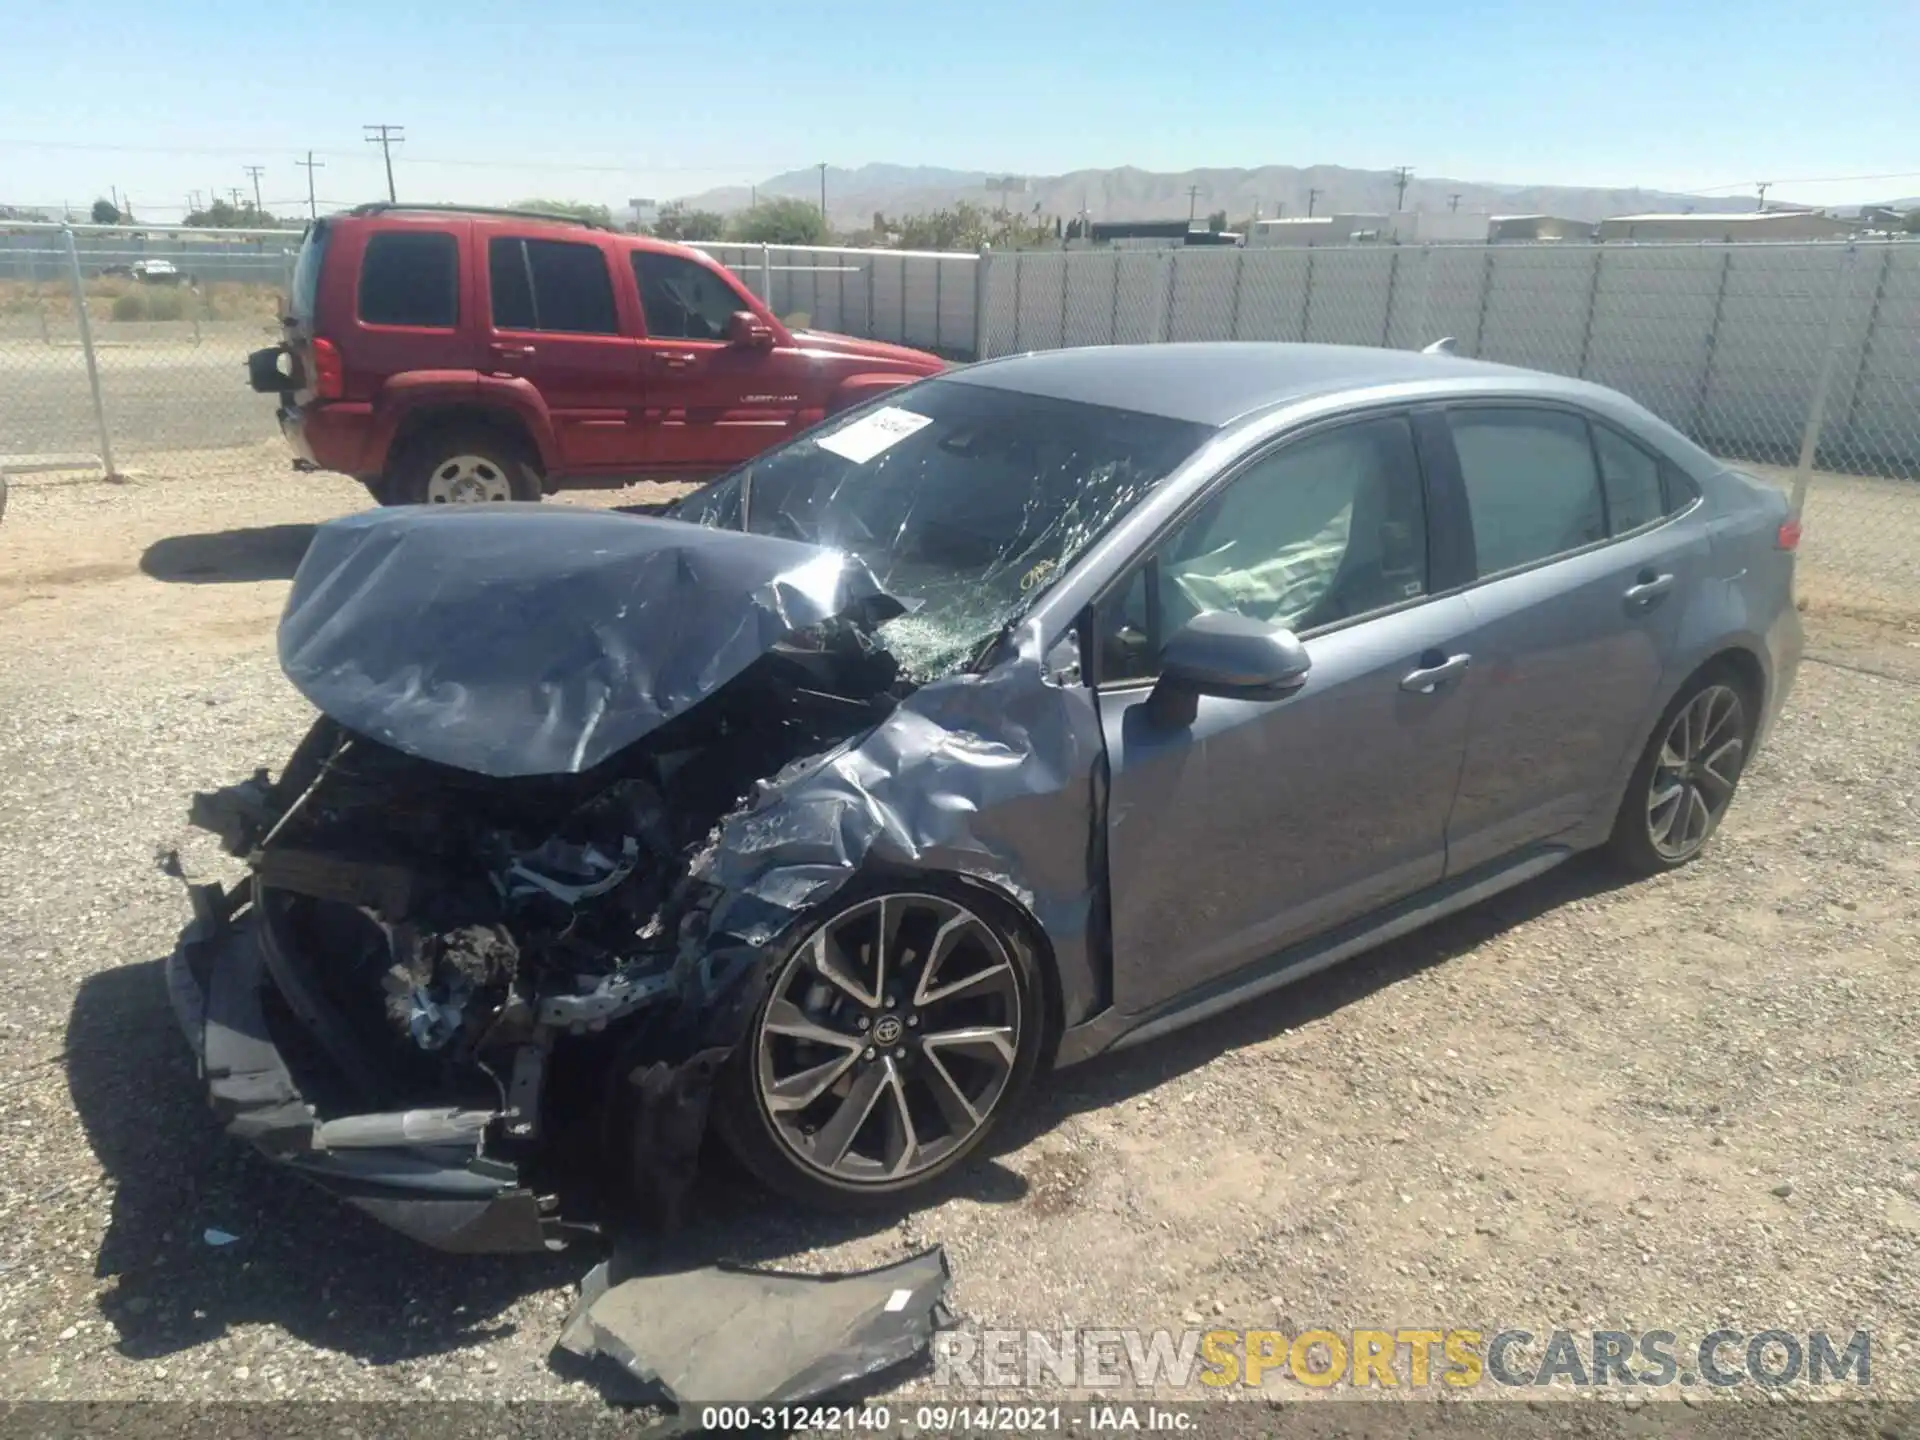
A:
[310, 337, 344, 400]
[1776, 516, 1802, 551]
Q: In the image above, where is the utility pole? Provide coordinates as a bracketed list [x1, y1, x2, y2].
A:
[818, 163, 828, 221]
[189, 190, 203, 215]
[1186, 183, 1202, 223]
[228, 187, 246, 208]
[1756, 181, 1771, 212]
[1448, 192, 1462, 212]
[243, 165, 265, 214]
[296, 151, 324, 220]
[1307, 187, 1322, 217]
[364, 124, 405, 202]
[1391, 166, 1414, 211]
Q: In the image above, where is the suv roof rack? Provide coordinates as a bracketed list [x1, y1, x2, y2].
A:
[345, 202, 612, 231]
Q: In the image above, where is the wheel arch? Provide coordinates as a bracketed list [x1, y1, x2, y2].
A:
[385, 403, 549, 482]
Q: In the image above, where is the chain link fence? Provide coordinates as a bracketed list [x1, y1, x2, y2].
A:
[5, 224, 1915, 633]
[0, 222, 295, 478]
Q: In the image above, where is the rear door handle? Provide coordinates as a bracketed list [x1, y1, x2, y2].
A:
[1625, 570, 1676, 608]
[1400, 651, 1471, 694]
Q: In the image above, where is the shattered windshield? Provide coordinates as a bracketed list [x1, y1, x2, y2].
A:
[668, 379, 1213, 679]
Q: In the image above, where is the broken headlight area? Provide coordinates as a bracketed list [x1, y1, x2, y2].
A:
[172, 621, 910, 1250]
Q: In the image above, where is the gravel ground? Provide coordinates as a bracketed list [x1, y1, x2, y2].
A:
[1, 452, 1917, 1417]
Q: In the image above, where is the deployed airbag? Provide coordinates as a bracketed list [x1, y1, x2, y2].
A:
[277, 505, 902, 778]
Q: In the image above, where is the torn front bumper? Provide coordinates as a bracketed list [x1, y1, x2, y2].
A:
[165, 881, 569, 1254]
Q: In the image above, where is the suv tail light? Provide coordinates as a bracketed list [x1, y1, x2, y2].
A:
[1776, 517, 1802, 551]
[310, 337, 344, 400]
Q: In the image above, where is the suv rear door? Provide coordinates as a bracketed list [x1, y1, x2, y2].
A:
[628, 248, 808, 473]
[480, 226, 642, 472]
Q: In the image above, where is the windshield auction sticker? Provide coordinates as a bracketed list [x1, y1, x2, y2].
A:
[816, 406, 933, 464]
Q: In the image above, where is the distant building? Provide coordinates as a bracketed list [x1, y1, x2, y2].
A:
[1247, 214, 1390, 246]
[1078, 219, 1243, 250]
[1383, 211, 1497, 244]
[1488, 214, 1594, 243]
[1596, 210, 1857, 242]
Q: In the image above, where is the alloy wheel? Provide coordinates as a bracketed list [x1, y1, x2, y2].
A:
[1646, 683, 1745, 861]
[755, 892, 1022, 1186]
[425, 454, 513, 504]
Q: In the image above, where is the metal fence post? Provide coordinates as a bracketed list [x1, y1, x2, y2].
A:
[1380, 247, 1401, 348]
[1470, 247, 1496, 357]
[1411, 245, 1434, 349]
[1058, 252, 1071, 347]
[1163, 250, 1179, 343]
[61, 227, 117, 477]
[900, 254, 909, 345]
[1790, 243, 1862, 518]
[1229, 248, 1246, 341]
[1109, 253, 1122, 344]
[971, 246, 991, 361]
[1012, 252, 1025, 351]
[1689, 249, 1733, 439]
[760, 243, 773, 304]
[1575, 246, 1604, 377]
[1836, 242, 1894, 460]
[1297, 248, 1315, 341]
[933, 259, 944, 352]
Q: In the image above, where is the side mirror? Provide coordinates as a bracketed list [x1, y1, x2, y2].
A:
[727, 311, 775, 349]
[1145, 611, 1311, 728]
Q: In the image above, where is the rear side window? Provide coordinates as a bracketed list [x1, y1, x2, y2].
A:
[1592, 424, 1666, 534]
[357, 231, 458, 328]
[290, 221, 330, 322]
[1449, 409, 1606, 577]
[488, 237, 618, 334]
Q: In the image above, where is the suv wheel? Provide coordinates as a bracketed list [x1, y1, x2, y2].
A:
[711, 880, 1048, 1211]
[384, 428, 541, 506]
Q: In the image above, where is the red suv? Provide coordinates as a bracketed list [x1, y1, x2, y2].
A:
[248, 204, 947, 504]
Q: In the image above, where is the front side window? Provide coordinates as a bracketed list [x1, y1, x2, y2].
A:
[632, 252, 751, 341]
[357, 231, 457, 327]
[488, 236, 618, 334]
[1098, 415, 1430, 685]
[669, 379, 1213, 680]
[1449, 408, 1606, 577]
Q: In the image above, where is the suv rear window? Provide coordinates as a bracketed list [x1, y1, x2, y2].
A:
[357, 231, 458, 327]
[289, 221, 329, 322]
[488, 237, 618, 334]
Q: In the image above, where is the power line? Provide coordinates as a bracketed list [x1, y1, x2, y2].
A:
[295, 151, 325, 220]
[364, 124, 405, 202]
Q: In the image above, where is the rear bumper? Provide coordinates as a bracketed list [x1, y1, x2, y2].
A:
[1756, 595, 1805, 757]
[277, 402, 374, 478]
[166, 883, 567, 1253]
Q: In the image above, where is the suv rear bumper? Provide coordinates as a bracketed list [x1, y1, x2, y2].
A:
[279, 402, 374, 478]
[166, 882, 568, 1253]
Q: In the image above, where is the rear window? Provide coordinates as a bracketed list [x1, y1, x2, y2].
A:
[488, 237, 618, 334]
[357, 231, 458, 327]
[289, 221, 329, 321]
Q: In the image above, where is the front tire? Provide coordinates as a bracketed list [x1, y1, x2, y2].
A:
[711, 879, 1048, 1211]
[1606, 666, 1755, 876]
[382, 428, 541, 506]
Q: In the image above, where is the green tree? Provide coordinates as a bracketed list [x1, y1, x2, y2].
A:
[651, 202, 727, 242]
[512, 198, 613, 227]
[91, 198, 121, 224]
[1904, 210, 1920, 235]
[184, 198, 281, 228]
[730, 196, 828, 245]
[1207, 209, 1228, 233]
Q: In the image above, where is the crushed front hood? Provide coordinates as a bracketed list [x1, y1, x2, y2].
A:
[278, 504, 901, 779]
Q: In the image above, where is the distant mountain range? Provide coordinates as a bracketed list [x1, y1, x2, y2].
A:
[674, 163, 1791, 229]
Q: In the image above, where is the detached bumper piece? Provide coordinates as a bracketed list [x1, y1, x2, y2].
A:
[556, 1247, 953, 1417]
[166, 882, 567, 1254]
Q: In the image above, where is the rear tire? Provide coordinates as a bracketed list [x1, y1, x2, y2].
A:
[381, 427, 541, 507]
[1606, 664, 1755, 876]
[709, 877, 1048, 1212]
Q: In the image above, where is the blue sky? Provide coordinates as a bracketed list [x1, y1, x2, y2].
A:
[3, 0, 1916, 219]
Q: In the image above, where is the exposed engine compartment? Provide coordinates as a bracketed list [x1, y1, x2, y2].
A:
[190, 620, 909, 1168]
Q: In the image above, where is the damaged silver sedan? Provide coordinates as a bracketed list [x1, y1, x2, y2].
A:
[167, 343, 1803, 1250]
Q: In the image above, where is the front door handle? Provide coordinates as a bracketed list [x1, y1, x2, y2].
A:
[655, 351, 698, 370]
[1625, 570, 1676, 608]
[1400, 651, 1471, 694]
[488, 342, 536, 360]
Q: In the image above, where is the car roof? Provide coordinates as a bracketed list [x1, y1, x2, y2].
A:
[947, 342, 1551, 427]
